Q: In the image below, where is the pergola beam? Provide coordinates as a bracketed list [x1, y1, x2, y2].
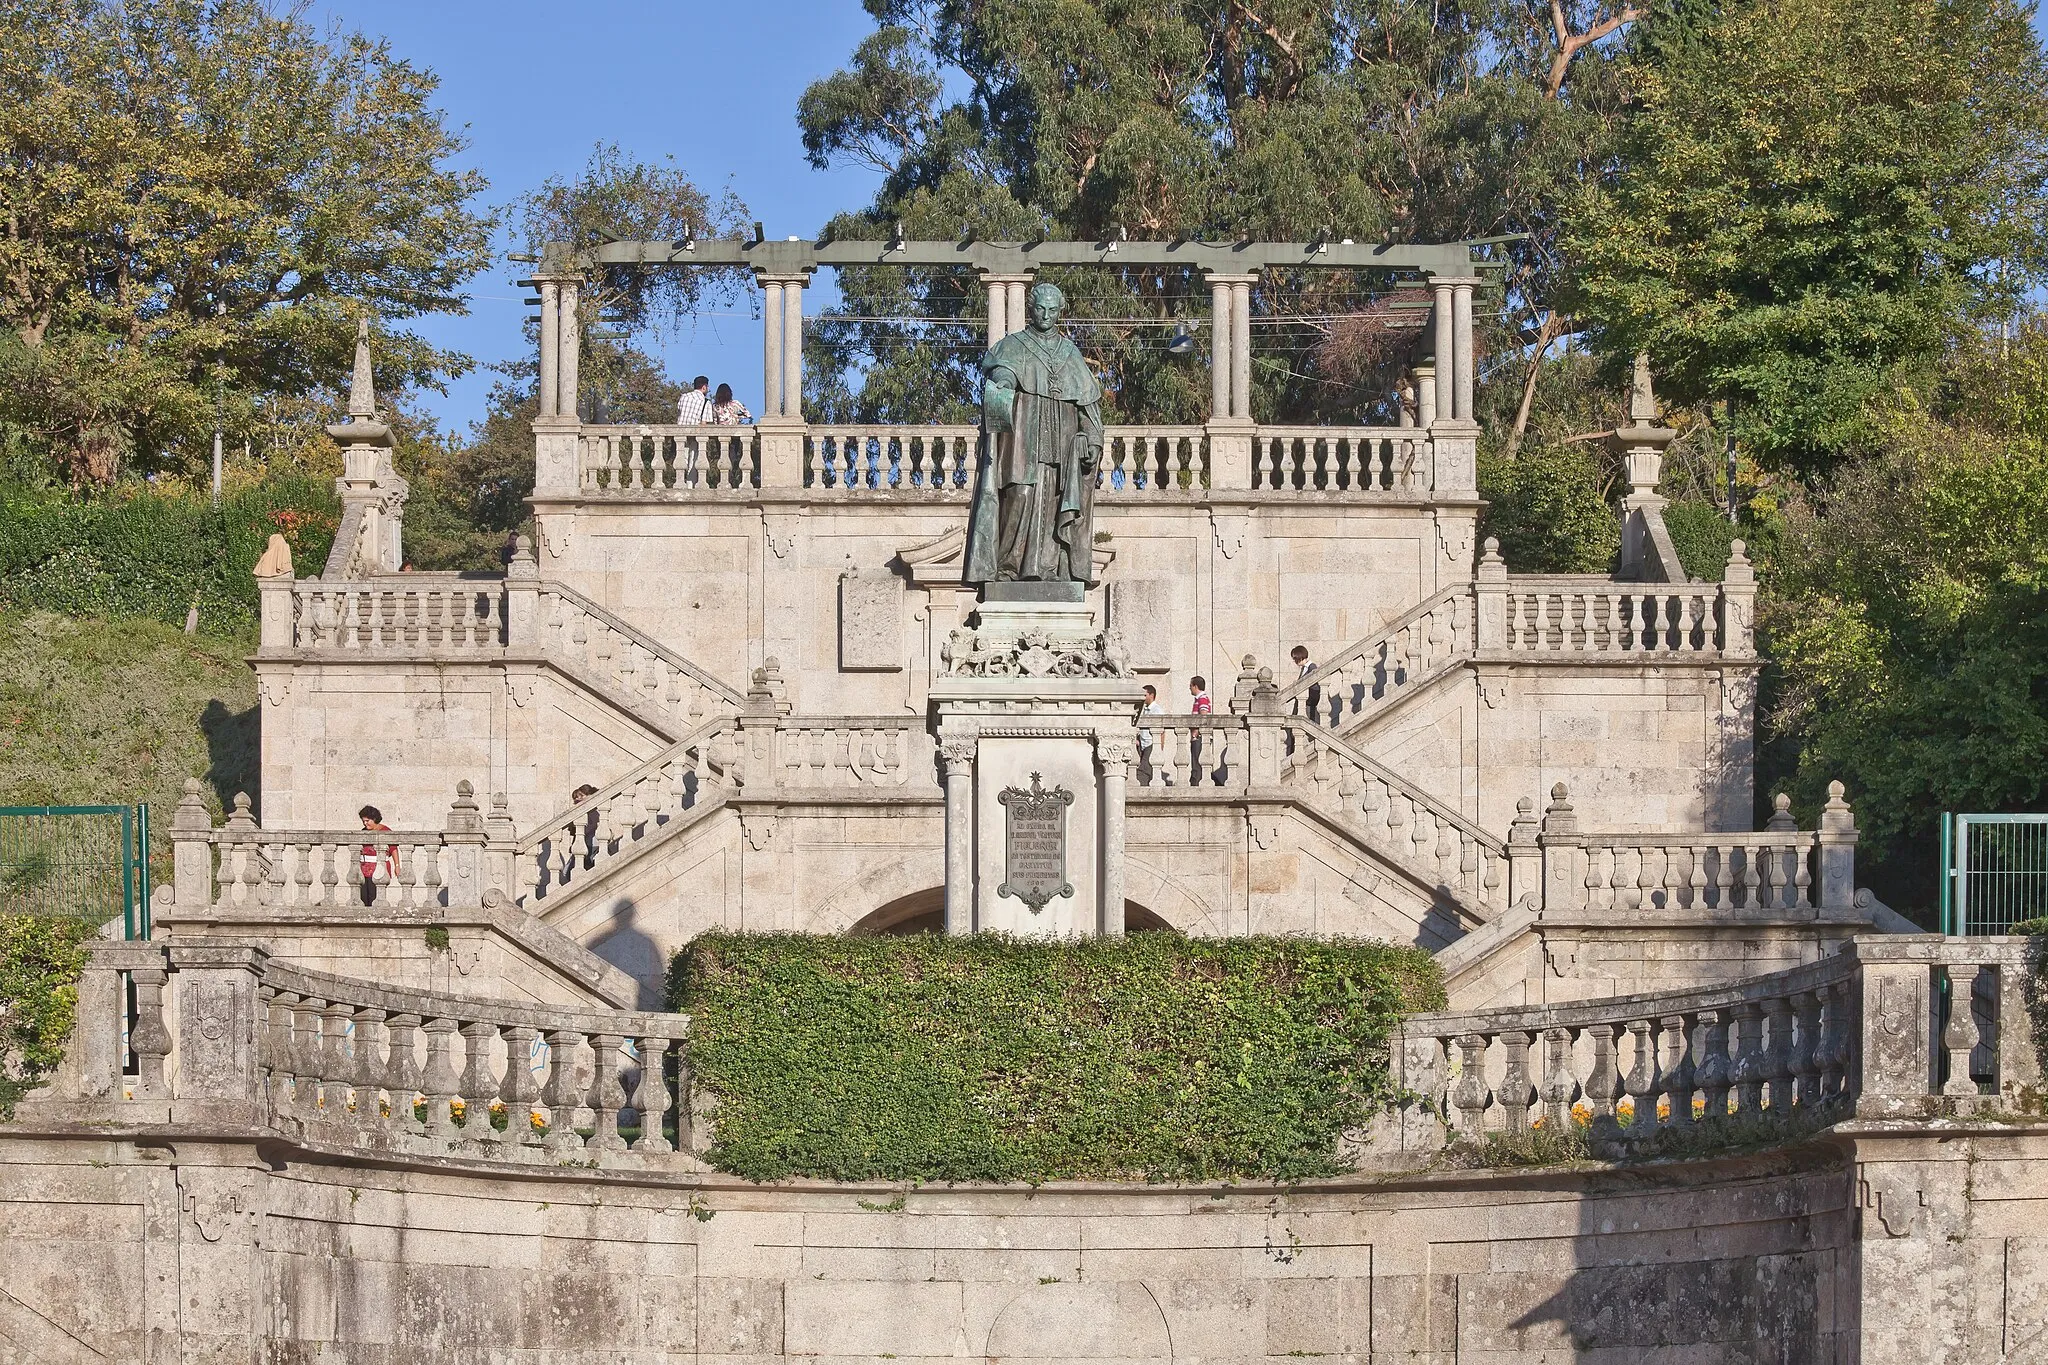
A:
[568, 238, 1501, 277]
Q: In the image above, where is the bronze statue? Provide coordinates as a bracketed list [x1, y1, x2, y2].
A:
[964, 283, 1104, 587]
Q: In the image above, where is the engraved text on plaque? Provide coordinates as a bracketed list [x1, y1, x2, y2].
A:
[998, 772, 1073, 912]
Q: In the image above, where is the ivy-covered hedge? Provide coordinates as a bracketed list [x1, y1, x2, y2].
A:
[0, 913, 93, 1120]
[0, 478, 338, 636]
[669, 932, 1444, 1184]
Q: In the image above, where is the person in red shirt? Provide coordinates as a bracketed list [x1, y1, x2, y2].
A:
[1188, 676, 1212, 783]
[357, 805, 399, 905]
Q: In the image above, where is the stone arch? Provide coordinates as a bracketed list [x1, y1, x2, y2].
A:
[847, 887, 944, 936]
[803, 845, 946, 935]
[1123, 856, 1227, 935]
[984, 1282, 1171, 1359]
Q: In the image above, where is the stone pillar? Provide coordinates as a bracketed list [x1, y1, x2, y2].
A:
[1537, 783, 1584, 913]
[556, 278, 581, 422]
[1230, 277, 1253, 419]
[172, 777, 215, 913]
[1853, 942, 1938, 1118]
[538, 279, 560, 417]
[167, 942, 268, 1109]
[1098, 737, 1131, 937]
[257, 575, 292, 651]
[441, 781, 485, 908]
[482, 791, 517, 898]
[983, 273, 1031, 342]
[760, 276, 784, 417]
[1414, 360, 1436, 429]
[1451, 278, 1475, 421]
[781, 275, 804, 418]
[940, 732, 976, 935]
[1474, 537, 1508, 649]
[1817, 780, 1858, 913]
[1430, 278, 1454, 424]
[1506, 796, 1542, 909]
[1205, 273, 1257, 488]
[1208, 274, 1232, 420]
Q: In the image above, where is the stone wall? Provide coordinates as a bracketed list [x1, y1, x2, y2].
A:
[6, 1123, 2047, 1362]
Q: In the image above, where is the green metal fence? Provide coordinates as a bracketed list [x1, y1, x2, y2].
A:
[1940, 813, 2048, 935]
[0, 805, 151, 939]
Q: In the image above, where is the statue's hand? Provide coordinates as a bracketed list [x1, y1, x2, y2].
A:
[1081, 443, 1101, 472]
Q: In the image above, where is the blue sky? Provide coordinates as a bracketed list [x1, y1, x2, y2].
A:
[310, 1, 888, 432]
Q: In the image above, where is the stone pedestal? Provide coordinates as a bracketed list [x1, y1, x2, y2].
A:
[931, 587, 1146, 938]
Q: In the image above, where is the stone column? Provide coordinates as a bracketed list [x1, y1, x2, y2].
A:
[940, 733, 976, 934]
[1817, 780, 1858, 913]
[760, 276, 784, 417]
[537, 279, 560, 417]
[1007, 279, 1027, 335]
[557, 278, 581, 423]
[986, 276, 1008, 343]
[1451, 278, 1475, 421]
[1430, 278, 1454, 426]
[1097, 736, 1132, 937]
[1506, 796, 1542, 910]
[1537, 783, 1584, 914]
[167, 942, 268, 1109]
[1230, 278, 1253, 420]
[171, 777, 215, 913]
[1414, 360, 1437, 429]
[1208, 274, 1232, 420]
[781, 275, 804, 418]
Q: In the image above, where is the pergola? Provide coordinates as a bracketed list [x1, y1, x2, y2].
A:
[523, 236, 1503, 431]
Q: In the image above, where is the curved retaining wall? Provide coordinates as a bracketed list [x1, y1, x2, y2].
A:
[0, 1126, 1868, 1363]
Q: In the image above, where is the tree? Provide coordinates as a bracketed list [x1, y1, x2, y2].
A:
[0, 0, 495, 484]
[1761, 327, 2048, 910]
[1562, 0, 2048, 475]
[797, 2, 1639, 425]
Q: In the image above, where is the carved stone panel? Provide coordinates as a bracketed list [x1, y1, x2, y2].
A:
[998, 773, 1074, 913]
[839, 565, 904, 672]
[1109, 578, 1174, 674]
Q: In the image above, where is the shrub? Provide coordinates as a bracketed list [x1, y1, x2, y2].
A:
[0, 477, 338, 636]
[0, 912, 93, 1120]
[669, 931, 1444, 1185]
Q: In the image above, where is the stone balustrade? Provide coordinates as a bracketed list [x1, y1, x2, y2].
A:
[1280, 720, 1511, 916]
[549, 423, 1472, 498]
[1251, 426, 1428, 492]
[534, 581, 745, 730]
[1517, 781, 1860, 917]
[285, 576, 506, 650]
[1388, 934, 2037, 1157]
[1134, 717, 1248, 791]
[1492, 576, 1723, 654]
[52, 938, 697, 1164]
[579, 424, 758, 491]
[516, 718, 741, 907]
[770, 716, 933, 788]
[1281, 584, 1474, 730]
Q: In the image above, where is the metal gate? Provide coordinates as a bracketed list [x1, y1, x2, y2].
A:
[1940, 813, 2048, 935]
[0, 804, 151, 939]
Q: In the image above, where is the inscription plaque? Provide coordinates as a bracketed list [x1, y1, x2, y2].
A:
[998, 772, 1074, 912]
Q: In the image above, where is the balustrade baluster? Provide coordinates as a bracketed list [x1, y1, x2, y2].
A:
[632, 1037, 674, 1154]
[1761, 998, 1797, 1112]
[542, 1030, 588, 1152]
[349, 1007, 386, 1124]
[322, 1000, 354, 1116]
[1662, 1015, 1696, 1129]
[130, 965, 172, 1100]
[1730, 1000, 1766, 1116]
[259, 987, 291, 1111]
[1498, 1031, 1534, 1131]
[1941, 965, 1983, 1102]
[1739, 844, 1763, 909]
[1539, 1027, 1576, 1128]
[500, 1025, 541, 1146]
[1583, 1024, 1621, 1138]
[458, 1020, 499, 1141]
[1822, 978, 1855, 1104]
[292, 997, 326, 1116]
[1695, 1009, 1732, 1123]
[384, 1012, 422, 1130]
[420, 1018, 460, 1137]
[1623, 1018, 1662, 1135]
[1790, 990, 1823, 1110]
[588, 1034, 629, 1151]
[1605, 593, 1624, 650]
[1451, 1034, 1490, 1138]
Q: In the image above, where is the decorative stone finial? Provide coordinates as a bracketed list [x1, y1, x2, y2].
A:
[1540, 783, 1576, 837]
[446, 779, 483, 835]
[1610, 352, 1676, 499]
[226, 791, 257, 831]
[1627, 351, 1658, 425]
[174, 776, 213, 832]
[324, 318, 394, 449]
[1821, 779, 1856, 833]
[1766, 792, 1797, 831]
[1723, 539, 1754, 585]
[1508, 796, 1540, 845]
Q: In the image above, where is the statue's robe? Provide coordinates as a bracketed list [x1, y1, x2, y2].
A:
[964, 327, 1104, 585]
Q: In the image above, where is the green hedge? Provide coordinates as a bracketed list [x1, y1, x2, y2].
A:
[0, 478, 339, 636]
[669, 932, 1444, 1184]
[0, 912, 93, 1120]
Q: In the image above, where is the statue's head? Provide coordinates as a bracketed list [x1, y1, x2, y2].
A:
[1025, 282, 1064, 333]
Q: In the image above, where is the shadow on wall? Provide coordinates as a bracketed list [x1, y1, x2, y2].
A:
[589, 899, 664, 1009]
[200, 698, 260, 815]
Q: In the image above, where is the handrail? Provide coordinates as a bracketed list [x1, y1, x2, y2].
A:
[1277, 584, 1474, 705]
[534, 580, 747, 708]
[516, 715, 738, 855]
[1282, 719, 1505, 856]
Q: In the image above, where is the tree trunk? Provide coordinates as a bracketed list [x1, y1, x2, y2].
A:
[1503, 312, 1564, 458]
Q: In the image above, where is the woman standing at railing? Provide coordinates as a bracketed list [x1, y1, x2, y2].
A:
[710, 383, 752, 425]
[357, 805, 399, 906]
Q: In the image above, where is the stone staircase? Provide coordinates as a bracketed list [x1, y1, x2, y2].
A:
[1277, 584, 1475, 740]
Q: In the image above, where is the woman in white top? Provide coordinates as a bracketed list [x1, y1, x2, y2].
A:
[710, 383, 753, 425]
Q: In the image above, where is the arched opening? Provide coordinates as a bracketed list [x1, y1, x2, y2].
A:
[846, 890, 1178, 936]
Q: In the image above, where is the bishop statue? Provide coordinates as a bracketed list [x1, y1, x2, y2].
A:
[964, 283, 1104, 587]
